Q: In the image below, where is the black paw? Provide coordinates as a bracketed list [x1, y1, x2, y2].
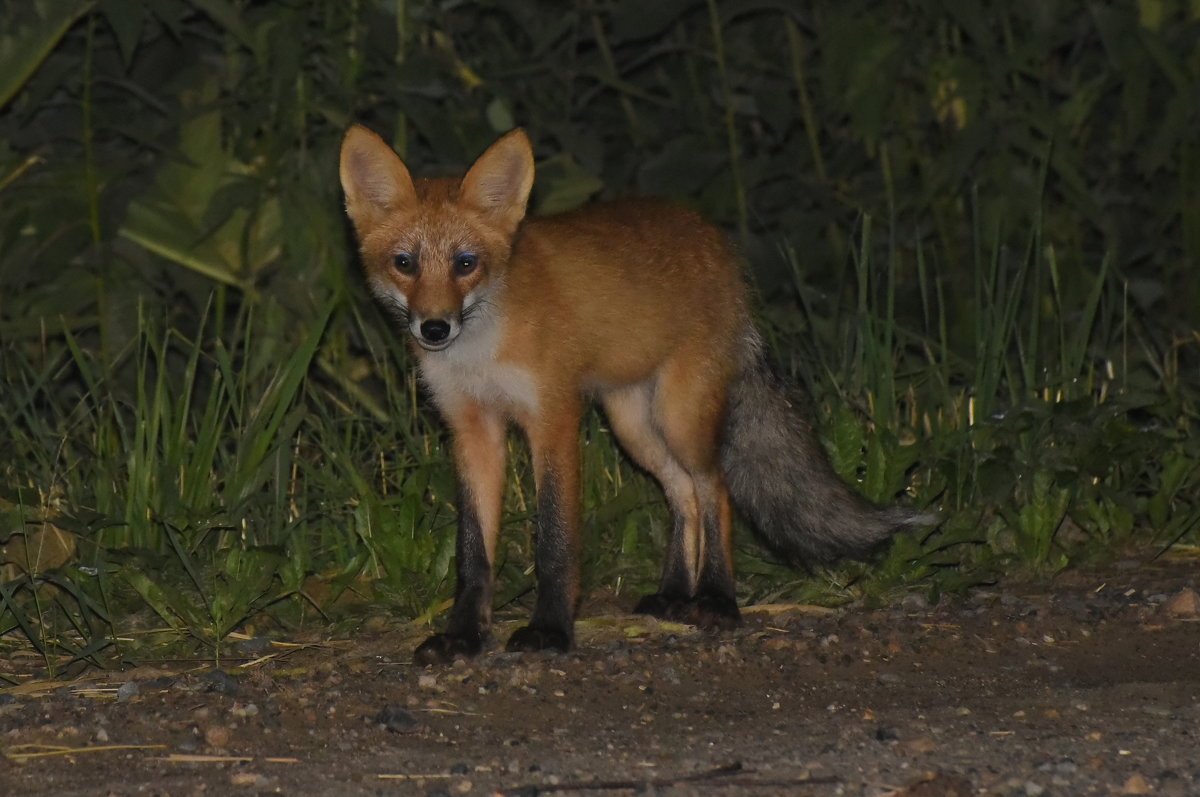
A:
[633, 592, 692, 622]
[691, 590, 741, 630]
[505, 624, 572, 653]
[413, 632, 482, 665]
[634, 591, 740, 630]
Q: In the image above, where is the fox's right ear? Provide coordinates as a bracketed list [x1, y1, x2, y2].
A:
[339, 125, 418, 237]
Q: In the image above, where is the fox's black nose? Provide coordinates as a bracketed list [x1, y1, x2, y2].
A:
[420, 319, 452, 342]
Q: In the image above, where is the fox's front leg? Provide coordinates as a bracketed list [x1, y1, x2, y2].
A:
[506, 400, 583, 653]
[414, 402, 506, 665]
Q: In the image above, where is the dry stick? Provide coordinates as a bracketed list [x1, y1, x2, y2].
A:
[509, 761, 841, 794]
[158, 754, 301, 764]
[5, 744, 168, 762]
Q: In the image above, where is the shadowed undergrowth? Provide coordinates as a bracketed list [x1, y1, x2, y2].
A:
[1, 0, 1197, 673]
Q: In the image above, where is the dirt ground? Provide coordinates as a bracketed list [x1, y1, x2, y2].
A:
[2, 562, 1198, 796]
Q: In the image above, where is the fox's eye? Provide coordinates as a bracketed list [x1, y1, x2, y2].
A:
[454, 253, 478, 276]
[393, 252, 416, 274]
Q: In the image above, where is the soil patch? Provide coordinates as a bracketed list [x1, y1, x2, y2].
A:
[3, 563, 1198, 795]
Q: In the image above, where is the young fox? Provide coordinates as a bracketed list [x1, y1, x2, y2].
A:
[339, 126, 928, 664]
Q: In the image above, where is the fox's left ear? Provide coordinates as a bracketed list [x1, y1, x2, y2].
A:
[459, 129, 535, 234]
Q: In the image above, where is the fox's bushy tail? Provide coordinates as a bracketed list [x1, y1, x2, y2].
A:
[720, 328, 932, 565]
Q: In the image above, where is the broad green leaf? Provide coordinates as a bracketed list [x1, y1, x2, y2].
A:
[186, 0, 256, 51]
[533, 153, 604, 215]
[611, 0, 698, 41]
[0, 0, 91, 112]
[825, 404, 865, 483]
[485, 96, 515, 133]
[100, 0, 145, 66]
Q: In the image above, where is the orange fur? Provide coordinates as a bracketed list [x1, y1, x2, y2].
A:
[341, 125, 752, 658]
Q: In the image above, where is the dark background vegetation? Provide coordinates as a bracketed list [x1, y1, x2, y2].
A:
[1, 0, 1197, 671]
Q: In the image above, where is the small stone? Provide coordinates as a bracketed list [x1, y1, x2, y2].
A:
[900, 772, 973, 796]
[874, 726, 900, 742]
[1162, 588, 1200, 618]
[116, 682, 140, 702]
[1036, 758, 1077, 775]
[201, 669, 240, 696]
[373, 705, 421, 733]
[204, 724, 232, 748]
[897, 736, 937, 755]
[1122, 773, 1153, 795]
[229, 771, 262, 787]
[235, 636, 273, 654]
[230, 702, 259, 718]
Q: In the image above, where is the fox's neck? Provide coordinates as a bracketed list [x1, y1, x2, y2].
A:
[415, 283, 539, 417]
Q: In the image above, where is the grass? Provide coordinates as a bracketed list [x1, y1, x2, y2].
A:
[4, 202, 1196, 672]
[1, 1, 1198, 672]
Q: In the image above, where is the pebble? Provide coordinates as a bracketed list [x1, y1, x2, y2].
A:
[229, 771, 264, 787]
[200, 669, 240, 696]
[1036, 758, 1077, 775]
[1163, 588, 1200, 618]
[897, 736, 937, 755]
[373, 705, 421, 733]
[235, 636, 273, 654]
[874, 725, 900, 742]
[204, 724, 232, 748]
[230, 702, 258, 718]
[1122, 773, 1153, 794]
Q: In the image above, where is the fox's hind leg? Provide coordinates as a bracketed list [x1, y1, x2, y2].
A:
[603, 372, 739, 630]
[654, 358, 740, 630]
[602, 383, 701, 614]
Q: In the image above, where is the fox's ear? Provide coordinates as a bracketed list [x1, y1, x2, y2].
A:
[339, 125, 418, 236]
[459, 129, 534, 233]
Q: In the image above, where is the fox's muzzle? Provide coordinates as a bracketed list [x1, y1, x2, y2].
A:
[412, 316, 460, 350]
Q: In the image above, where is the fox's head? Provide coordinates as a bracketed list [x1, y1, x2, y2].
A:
[339, 126, 534, 351]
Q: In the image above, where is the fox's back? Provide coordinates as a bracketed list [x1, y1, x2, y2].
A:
[499, 197, 748, 389]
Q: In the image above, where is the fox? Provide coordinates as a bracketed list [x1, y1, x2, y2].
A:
[339, 125, 930, 665]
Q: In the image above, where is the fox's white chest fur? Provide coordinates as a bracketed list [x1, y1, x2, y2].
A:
[417, 310, 539, 416]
